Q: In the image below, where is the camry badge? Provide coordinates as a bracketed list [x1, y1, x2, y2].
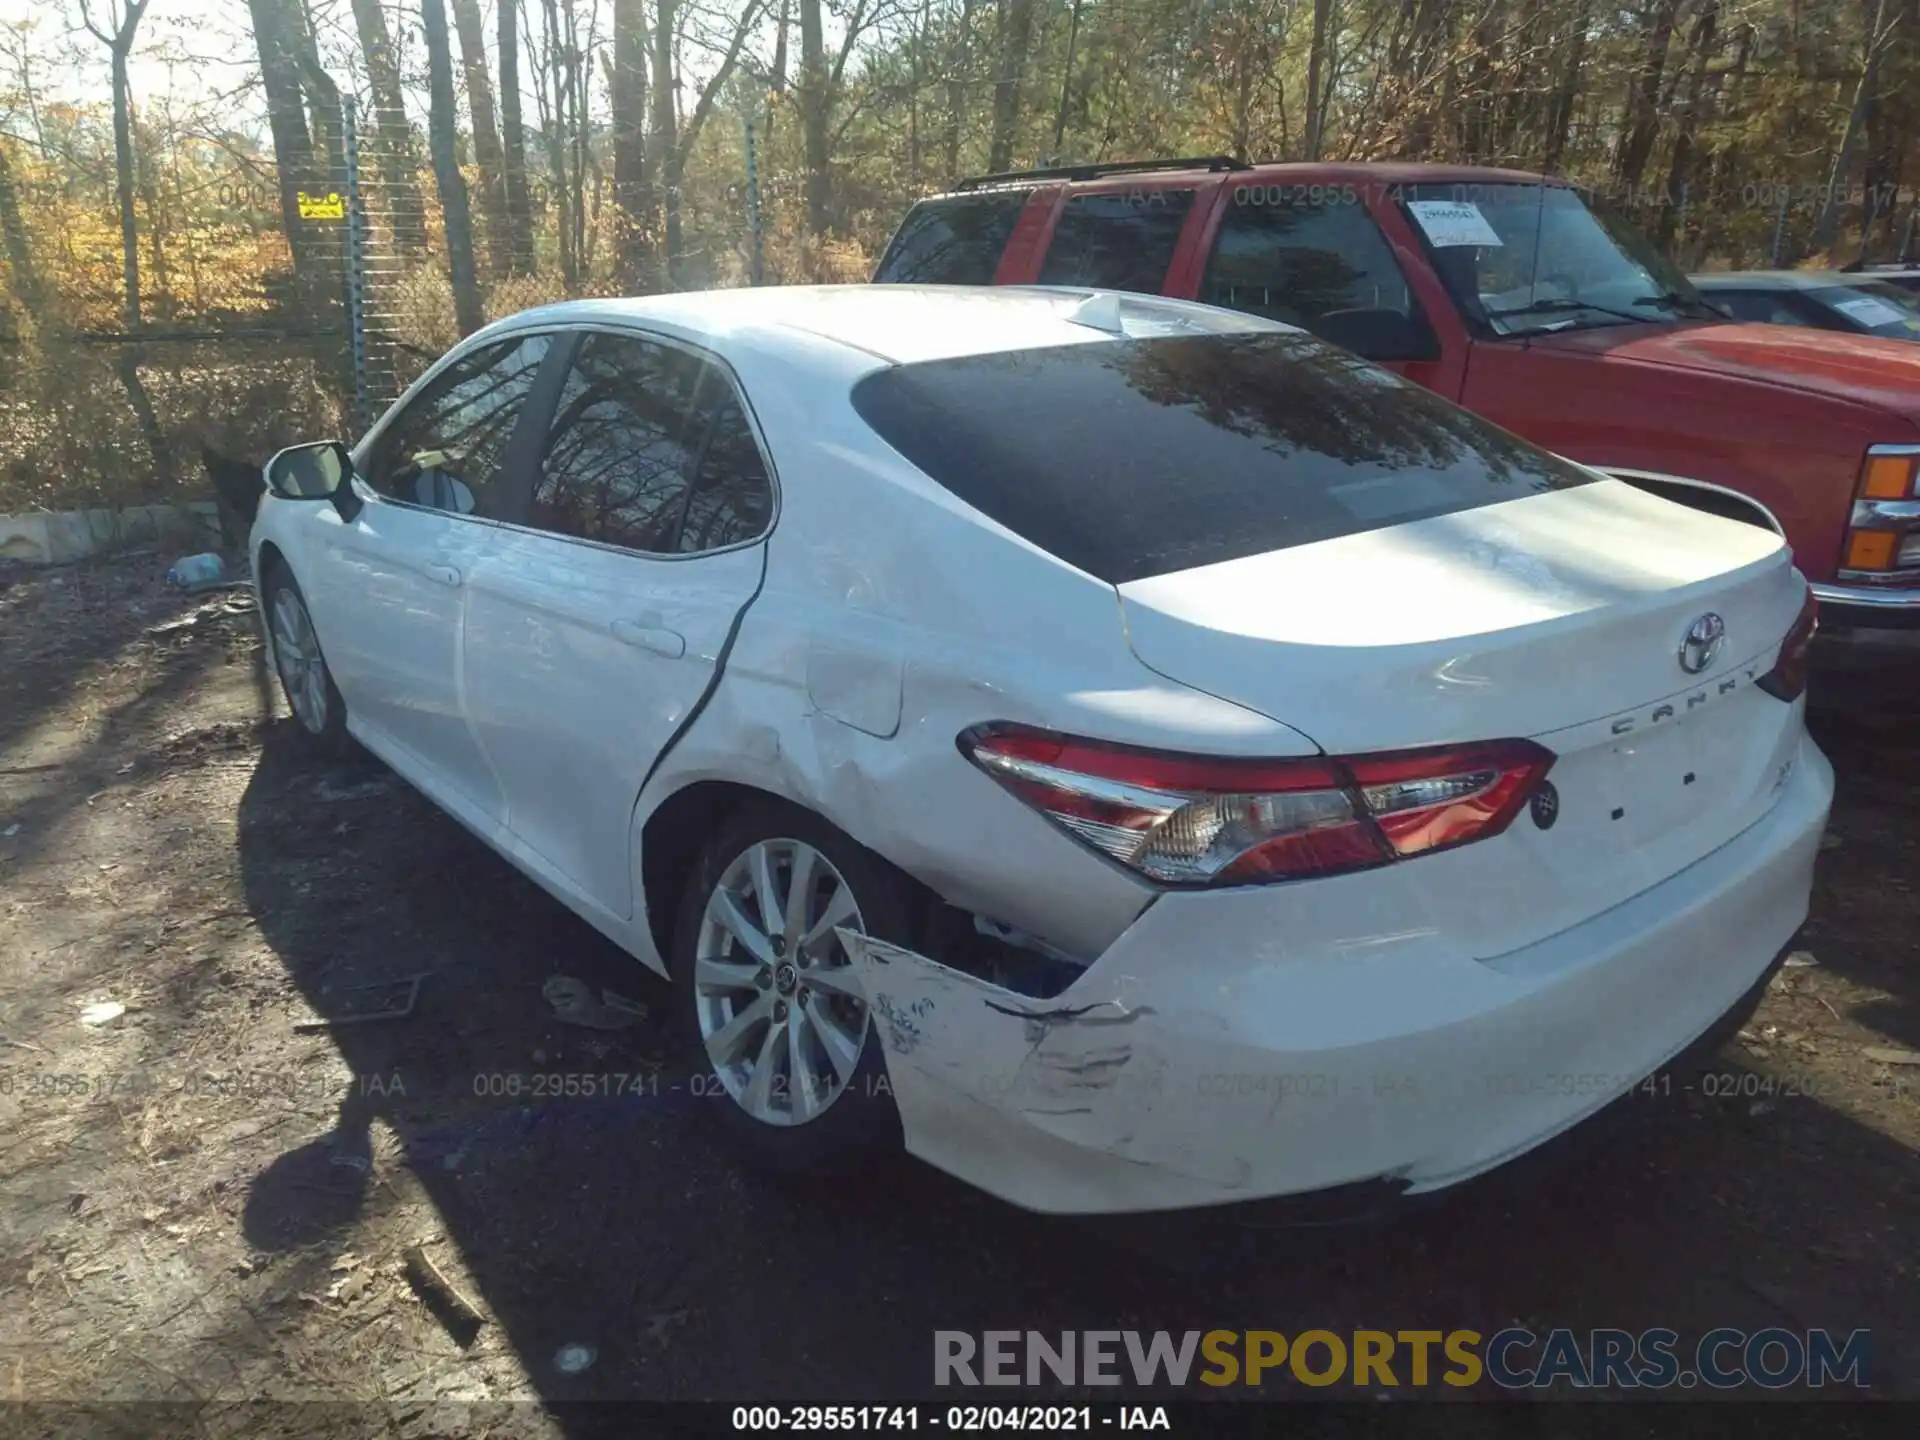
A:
[1678, 613, 1725, 675]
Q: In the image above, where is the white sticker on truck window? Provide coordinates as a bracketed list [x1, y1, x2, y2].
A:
[1833, 294, 1913, 329]
[1406, 200, 1504, 248]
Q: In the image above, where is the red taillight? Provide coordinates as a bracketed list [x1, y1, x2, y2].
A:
[1756, 584, 1818, 702]
[960, 724, 1556, 888]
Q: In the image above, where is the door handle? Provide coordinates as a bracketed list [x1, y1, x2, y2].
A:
[423, 563, 463, 587]
[610, 619, 686, 658]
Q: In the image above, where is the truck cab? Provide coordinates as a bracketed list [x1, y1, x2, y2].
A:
[875, 157, 1920, 638]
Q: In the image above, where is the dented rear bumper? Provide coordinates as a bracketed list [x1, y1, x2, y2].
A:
[845, 731, 1832, 1215]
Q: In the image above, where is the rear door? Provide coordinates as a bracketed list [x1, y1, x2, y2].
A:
[461, 330, 773, 920]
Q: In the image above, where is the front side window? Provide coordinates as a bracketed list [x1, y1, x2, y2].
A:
[1037, 189, 1196, 295]
[874, 191, 1031, 285]
[851, 332, 1595, 586]
[1399, 183, 1722, 337]
[528, 333, 707, 551]
[363, 334, 551, 517]
[1203, 194, 1432, 358]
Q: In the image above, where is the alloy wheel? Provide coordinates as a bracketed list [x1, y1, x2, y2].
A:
[694, 838, 870, 1126]
[271, 587, 330, 735]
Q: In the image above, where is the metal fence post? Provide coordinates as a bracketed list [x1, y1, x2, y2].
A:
[342, 95, 370, 433]
[1769, 184, 1791, 267]
[743, 113, 765, 287]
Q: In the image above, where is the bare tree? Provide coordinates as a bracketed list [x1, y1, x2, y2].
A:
[422, 0, 485, 334]
[347, 0, 428, 251]
[609, 0, 649, 283]
[1809, 0, 1899, 254]
[78, 0, 151, 329]
[1304, 0, 1335, 160]
[0, 135, 45, 316]
[985, 0, 1035, 173]
[498, 0, 537, 272]
[450, 0, 511, 276]
[248, 0, 319, 275]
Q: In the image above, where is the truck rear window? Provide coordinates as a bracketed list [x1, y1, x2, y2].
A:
[850, 332, 1596, 585]
[874, 192, 1030, 285]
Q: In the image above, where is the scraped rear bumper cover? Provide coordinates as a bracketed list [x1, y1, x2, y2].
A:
[846, 732, 1832, 1216]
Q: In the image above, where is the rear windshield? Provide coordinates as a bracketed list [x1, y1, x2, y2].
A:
[850, 332, 1597, 585]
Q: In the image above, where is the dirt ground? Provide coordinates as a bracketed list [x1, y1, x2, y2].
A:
[1, 551, 1916, 1432]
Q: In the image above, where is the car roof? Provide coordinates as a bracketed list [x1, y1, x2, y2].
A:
[472, 284, 1285, 368]
[1690, 270, 1859, 291]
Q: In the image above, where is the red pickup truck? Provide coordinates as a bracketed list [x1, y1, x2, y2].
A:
[874, 157, 1920, 640]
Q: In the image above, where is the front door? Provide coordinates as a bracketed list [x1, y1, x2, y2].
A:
[317, 332, 556, 821]
[462, 329, 773, 919]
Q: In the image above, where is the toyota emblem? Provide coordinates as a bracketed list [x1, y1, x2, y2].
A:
[1678, 613, 1725, 674]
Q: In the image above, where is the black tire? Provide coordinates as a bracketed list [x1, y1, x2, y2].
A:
[262, 562, 351, 758]
[672, 798, 912, 1172]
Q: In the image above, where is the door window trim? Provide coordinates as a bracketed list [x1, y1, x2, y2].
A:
[480, 321, 783, 563]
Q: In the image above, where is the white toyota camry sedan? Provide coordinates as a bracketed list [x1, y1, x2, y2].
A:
[251, 284, 1831, 1215]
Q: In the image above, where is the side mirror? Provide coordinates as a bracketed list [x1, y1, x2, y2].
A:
[264, 440, 361, 522]
[1312, 307, 1442, 363]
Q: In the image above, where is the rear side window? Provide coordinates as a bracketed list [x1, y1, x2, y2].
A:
[874, 191, 1030, 284]
[850, 333, 1595, 585]
[1038, 190, 1196, 295]
[677, 390, 774, 552]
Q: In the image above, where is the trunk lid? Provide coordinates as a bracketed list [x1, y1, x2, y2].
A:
[1118, 479, 1809, 954]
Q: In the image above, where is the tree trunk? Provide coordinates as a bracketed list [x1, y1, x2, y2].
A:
[1654, 2, 1719, 253]
[799, 0, 831, 234]
[986, 0, 1036, 173]
[541, 0, 580, 290]
[1613, 0, 1679, 191]
[498, 0, 537, 273]
[610, 0, 650, 284]
[346, 0, 427, 252]
[451, 0, 512, 278]
[1051, 0, 1083, 155]
[944, 0, 976, 183]
[0, 139, 45, 316]
[650, 0, 681, 275]
[1809, 0, 1894, 254]
[422, 0, 486, 335]
[84, 0, 153, 328]
[1304, 0, 1334, 160]
[290, 0, 345, 182]
[1542, 2, 1590, 172]
[110, 44, 141, 329]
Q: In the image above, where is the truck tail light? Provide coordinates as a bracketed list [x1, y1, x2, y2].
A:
[1756, 582, 1818, 702]
[960, 724, 1555, 888]
[1840, 446, 1920, 585]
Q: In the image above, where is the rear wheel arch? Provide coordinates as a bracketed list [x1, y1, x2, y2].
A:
[638, 780, 935, 975]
